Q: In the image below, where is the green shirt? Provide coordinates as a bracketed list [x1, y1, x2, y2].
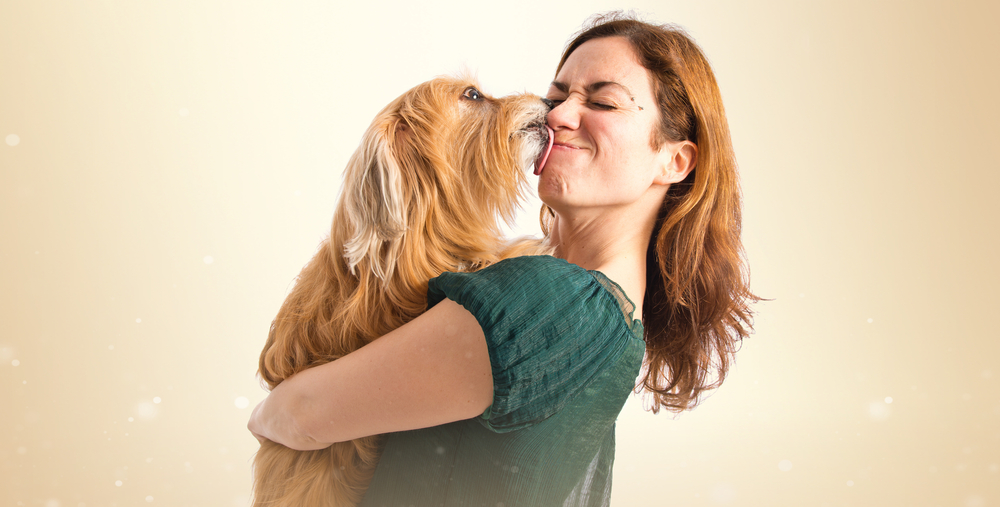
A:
[359, 255, 645, 507]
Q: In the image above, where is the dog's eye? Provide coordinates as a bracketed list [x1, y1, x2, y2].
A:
[462, 87, 483, 101]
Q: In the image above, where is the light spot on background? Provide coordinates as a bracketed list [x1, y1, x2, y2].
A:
[179, 108, 189, 117]
[234, 396, 249, 409]
[11, 359, 19, 366]
[884, 396, 893, 404]
[16, 446, 27, 455]
[869, 400, 891, 421]
[0, 346, 13, 361]
[5, 134, 20, 146]
[847, 480, 854, 486]
[136, 318, 142, 324]
[153, 397, 161, 404]
[982, 370, 993, 380]
[203, 255, 214, 265]
[115, 480, 122, 487]
[136, 401, 159, 420]
[44, 499, 60, 507]
[145, 496, 154, 503]
[778, 459, 793, 472]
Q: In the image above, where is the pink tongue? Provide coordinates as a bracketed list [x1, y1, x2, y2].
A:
[534, 126, 554, 175]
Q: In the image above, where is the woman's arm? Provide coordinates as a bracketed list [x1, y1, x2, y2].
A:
[247, 298, 494, 451]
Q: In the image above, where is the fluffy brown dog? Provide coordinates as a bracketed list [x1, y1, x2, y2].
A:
[253, 76, 552, 507]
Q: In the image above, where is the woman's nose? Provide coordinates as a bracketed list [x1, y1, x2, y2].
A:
[546, 99, 580, 131]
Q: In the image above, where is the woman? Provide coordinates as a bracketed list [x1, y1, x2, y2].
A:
[249, 13, 755, 506]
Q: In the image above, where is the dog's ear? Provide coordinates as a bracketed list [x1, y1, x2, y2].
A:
[341, 119, 409, 281]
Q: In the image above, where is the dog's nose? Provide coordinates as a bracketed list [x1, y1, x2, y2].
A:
[541, 98, 555, 111]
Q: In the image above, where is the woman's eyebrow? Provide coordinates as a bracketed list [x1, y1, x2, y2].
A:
[549, 81, 635, 97]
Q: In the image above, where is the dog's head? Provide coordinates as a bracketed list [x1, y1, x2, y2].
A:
[338, 76, 551, 281]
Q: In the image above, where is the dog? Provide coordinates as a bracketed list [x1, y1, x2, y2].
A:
[252, 76, 553, 507]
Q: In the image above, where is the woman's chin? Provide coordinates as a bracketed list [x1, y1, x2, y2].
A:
[536, 179, 573, 211]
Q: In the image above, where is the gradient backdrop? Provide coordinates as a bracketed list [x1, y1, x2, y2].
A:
[2, 1, 998, 506]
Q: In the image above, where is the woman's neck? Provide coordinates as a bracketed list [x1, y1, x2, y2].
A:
[548, 204, 657, 319]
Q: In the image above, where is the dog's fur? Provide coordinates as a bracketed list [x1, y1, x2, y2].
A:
[253, 77, 551, 507]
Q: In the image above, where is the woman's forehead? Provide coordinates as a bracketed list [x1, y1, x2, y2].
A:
[553, 38, 652, 95]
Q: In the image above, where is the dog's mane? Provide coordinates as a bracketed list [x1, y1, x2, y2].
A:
[258, 78, 532, 387]
[252, 77, 549, 507]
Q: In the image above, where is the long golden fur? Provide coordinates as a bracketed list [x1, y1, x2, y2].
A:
[253, 76, 551, 507]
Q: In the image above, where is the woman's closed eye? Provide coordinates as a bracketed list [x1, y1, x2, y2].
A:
[589, 101, 617, 111]
[545, 97, 618, 111]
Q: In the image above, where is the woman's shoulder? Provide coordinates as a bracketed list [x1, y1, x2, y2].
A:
[430, 255, 645, 433]
[430, 255, 642, 337]
[492, 256, 641, 329]
[481, 254, 583, 276]
[434, 255, 594, 306]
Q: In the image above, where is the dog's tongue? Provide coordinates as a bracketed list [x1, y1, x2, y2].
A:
[534, 126, 554, 176]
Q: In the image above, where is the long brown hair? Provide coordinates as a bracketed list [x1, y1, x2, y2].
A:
[549, 13, 758, 413]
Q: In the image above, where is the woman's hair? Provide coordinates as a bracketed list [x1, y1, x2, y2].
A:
[547, 13, 758, 413]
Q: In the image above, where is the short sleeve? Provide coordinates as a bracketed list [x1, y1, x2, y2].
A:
[427, 256, 637, 432]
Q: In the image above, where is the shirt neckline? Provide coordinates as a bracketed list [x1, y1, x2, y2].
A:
[587, 269, 645, 336]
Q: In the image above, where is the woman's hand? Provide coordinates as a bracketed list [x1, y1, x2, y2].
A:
[246, 375, 331, 451]
[247, 398, 271, 445]
[246, 298, 493, 450]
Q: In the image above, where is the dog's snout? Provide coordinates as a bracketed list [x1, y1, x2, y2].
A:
[541, 98, 555, 111]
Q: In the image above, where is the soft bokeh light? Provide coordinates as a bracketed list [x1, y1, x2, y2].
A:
[135, 401, 159, 421]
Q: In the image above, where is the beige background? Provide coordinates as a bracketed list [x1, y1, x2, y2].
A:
[2, 0, 998, 506]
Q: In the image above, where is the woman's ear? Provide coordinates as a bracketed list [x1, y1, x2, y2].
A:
[654, 140, 698, 186]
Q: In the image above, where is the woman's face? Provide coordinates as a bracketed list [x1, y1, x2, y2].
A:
[540, 36, 679, 213]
